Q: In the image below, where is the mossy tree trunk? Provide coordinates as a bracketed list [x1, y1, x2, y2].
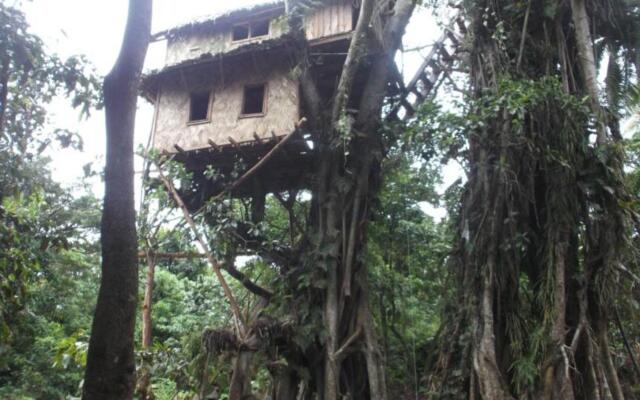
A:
[287, 0, 416, 398]
[83, 1, 152, 399]
[428, 1, 637, 398]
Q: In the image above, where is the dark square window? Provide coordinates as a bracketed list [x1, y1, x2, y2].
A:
[251, 20, 269, 37]
[232, 24, 249, 41]
[189, 91, 210, 122]
[242, 85, 265, 115]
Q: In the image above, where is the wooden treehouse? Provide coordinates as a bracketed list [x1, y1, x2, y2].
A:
[141, 0, 465, 209]
[141, 0, 360, 208]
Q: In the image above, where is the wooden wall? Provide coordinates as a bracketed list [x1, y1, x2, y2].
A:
[152, 53, 299, 153]
[164, 1, 354, 67]
[152, 1, 356, 154]
[165, 17, 287, 66]
[304, 0, 354, 41]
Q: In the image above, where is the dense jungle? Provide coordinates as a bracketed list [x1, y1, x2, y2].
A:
[1, 0, 640, 399]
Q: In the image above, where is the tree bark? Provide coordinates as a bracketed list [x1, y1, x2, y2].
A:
[141, 252, 155, 350]
[569, 0, 607, 144]
[303, 1, 415, 398]
[136, 252, 155, 400]
[83, 1, 152, 399]
[542, 230, 574, 400]
[229, 351, 255, 400]
[0, 57, 9, 139]
[273, 366, 299, 400]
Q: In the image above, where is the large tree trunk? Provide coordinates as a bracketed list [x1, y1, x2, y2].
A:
[428, 1, 632, 398]
[288, 1, 415, 398]
[83, 1, 152, 399]
[229, 351, 255, 400]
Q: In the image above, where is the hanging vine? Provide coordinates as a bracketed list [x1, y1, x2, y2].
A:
[427, 0, 639, 398]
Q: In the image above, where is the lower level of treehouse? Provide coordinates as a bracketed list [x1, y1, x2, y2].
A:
[174, 130, 314, 211]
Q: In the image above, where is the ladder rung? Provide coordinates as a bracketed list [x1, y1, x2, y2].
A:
[446, 30, 460, 45]
[428, 57, 442, 70]
[419, 74, 433, 89]
[401, 99, 415, 115]
[412, 88, 425, 102]
[440, 47, 452, 61]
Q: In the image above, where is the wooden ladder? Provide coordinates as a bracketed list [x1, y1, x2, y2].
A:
[387, 15, 467, 122]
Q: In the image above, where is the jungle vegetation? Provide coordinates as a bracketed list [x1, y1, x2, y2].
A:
[0, 0, 639, 399]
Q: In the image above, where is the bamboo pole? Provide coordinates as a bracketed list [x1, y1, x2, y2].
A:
[155, 164, 246, 336]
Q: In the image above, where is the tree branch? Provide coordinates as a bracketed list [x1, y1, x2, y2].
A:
[156, 163, 247, 336]
[136, 251, 273, 299]
[331, 0, 376, 128]
[356, 0, 416, 129]
[223, 262, 274, 300]
[0, 58, 9, 139]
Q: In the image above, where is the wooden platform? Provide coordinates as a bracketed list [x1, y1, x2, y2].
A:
[173, 133, 315, 211]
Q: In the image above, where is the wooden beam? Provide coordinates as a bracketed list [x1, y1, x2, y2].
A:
[174, 144, 185, 153]
[155, 166, 247, 336]
[228, 136, 250, 159]
[208, 138, 222, 151]
[225, 123, 303, 195]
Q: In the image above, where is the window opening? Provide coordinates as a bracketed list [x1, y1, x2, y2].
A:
[232, 24, 249, 41]
[189, 91, 211, 122]
[241, 85, 266, 116]
[251, 20, 270, 37]
[232, 20, 270, 41]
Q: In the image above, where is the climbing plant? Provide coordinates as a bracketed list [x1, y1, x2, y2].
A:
[425, 0, 640, 398]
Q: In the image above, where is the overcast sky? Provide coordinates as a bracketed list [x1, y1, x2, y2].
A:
[17, 0, 451, 217]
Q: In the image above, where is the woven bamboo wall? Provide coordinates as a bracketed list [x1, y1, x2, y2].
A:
[152, 54, 299, 153]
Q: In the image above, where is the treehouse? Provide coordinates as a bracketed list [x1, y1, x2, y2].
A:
[141, 0, 358, 206]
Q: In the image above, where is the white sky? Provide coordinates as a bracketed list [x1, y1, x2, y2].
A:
[19, 0, 454, 219]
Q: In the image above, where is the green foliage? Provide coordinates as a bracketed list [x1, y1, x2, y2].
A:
[366, 144, 454, 393]
[0, 3, 102, 398]
[0, 4, 101, 200]
[0, 233, 99, 399]
[3, 1, 638, 399]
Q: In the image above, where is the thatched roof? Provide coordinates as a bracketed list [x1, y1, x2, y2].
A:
[152, 1, 285, 41]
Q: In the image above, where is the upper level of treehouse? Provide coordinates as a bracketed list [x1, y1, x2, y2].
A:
[142, 0, 357, 156]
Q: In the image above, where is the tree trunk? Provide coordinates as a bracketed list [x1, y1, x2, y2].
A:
[0, 57, 9, 139]
[284, 0, 414, 397]
[137, 252, 156, 400]
[141, 254, 155, 350]
[426, 1, 632, 398]
[542, 230, 574, 400]
[569, 0, 607, 144]
[273, 367, 299, 400]
[229, 350, 255, 400]
[83, 1, 152, 399]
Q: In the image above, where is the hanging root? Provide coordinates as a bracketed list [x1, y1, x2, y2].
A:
[425, 0, 637, 397]
[203, 328, 239, 356]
